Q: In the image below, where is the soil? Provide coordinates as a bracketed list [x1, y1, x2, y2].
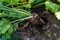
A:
[11, 1, 60, 40]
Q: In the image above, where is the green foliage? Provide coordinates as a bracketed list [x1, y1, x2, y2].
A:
[32, 0, 45, 8]
[4, 0, 19, 4]
[0, 0, 32, 40]
[0, 18, 10, 34]
[0, 0, 19, 5]
[45, 1, 60, 13]
[0, 4, 31, 18]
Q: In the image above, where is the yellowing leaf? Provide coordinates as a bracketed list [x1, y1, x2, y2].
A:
[28, 0, 35, 3]
[55, 11, 60, 20]
[57, 0, 60, 2]
[20, 0, 27, 3]
[0, 13, 2, 16]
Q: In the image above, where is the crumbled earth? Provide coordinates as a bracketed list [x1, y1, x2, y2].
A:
[12, 10, 60, 40]
[11, 1, 60, 40]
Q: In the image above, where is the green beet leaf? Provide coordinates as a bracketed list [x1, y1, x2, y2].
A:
[0, 18, 10, 34]
[45, 1, 60, 13]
